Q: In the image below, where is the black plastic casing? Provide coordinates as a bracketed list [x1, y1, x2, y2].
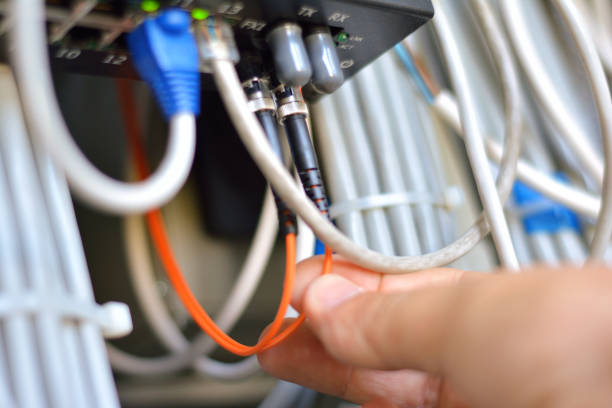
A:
[33, 0, 433, 99]
[255, 109, 298, 236]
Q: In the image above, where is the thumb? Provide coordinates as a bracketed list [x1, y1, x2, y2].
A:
[361, 400, 400, 408]
[303, 274, 464, 374]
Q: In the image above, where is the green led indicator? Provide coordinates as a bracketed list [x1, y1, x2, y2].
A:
[336, 32, 349, 43]
[140, 0, 160, 13]
[191, 8, 210, 20]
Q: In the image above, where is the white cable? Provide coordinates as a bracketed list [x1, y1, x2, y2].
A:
[123, 212, 189, 351]
[375, 53, 444, 253]
[593, 0, 612, 74]
[409, 86, 457, 247]
[107, 345, 260, 380]
[287, 212, 317, 319]
[1, 66, 125, 407]
[258, 380, 304, 408]
[507, 214, 533, 265]
[551, 0, 612, 259]
[312, 97, 369, 246]
[296, 216, 316, 263]
[530, 234, 560, 264]
[212, 55, 523, 273]
[8, 0, 196, 215]
[0, 172, 40, 408]
[433, 91, 601, 219]
[500, 0, 604, 187]
[354, 66, 423, 256]
[477, 0, 573, 269]
[459, 0, 590, 266]
[0, 69, 80, 408]
[433, 0, 519, 269]
[0, 70, 47, 408]
[578, 0, 612, 75]
[0, 335, 14, 408]
[107, 190, 277, 378]
[554, 230, 587, 264]
[430, 58, 590, 267]
[472, 0, 523, 204]
[36, 150, 122, 408]
[333, 82, 396, 256]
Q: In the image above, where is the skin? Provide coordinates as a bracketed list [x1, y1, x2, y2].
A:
[258, 256, 612, 408]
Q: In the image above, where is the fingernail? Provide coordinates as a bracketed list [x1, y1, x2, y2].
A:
[306, 274, 363, 314]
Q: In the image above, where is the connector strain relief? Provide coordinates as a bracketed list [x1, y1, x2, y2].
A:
[299, 169, 329, 218]
[274, 193, 298, 235]
[153, 70, 201, 119]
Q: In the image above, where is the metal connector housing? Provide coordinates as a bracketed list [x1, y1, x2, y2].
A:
[195, 17, 239, 73]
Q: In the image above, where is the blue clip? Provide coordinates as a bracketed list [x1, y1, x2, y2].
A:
[314, 238, 326, 256]
[127, 8, 200, 119]
[512, 173, 581, 234]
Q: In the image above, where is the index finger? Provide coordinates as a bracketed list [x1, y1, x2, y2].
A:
[292, 255, 481, 312]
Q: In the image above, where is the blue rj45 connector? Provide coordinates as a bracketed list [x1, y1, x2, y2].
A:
[512, 173, 581, 235]
[127, 8, 200, 119]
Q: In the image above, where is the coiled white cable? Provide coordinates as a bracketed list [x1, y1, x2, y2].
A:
[472, 0, 523, 206]
[501, 0, 604, 187]
[433, 0, 519, 269]
[8, 0, 196, 215]
[550, 0, 612, 259]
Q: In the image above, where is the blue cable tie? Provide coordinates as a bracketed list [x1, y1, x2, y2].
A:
[512, 173, 581, 235]
[127, 8, 201, 119]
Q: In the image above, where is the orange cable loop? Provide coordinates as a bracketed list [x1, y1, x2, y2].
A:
[116, 79, 332, 356]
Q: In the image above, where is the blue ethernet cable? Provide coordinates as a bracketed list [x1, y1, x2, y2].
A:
[394, 43, 435, 104]
[10, 2, 200, 214]
[127, 8, 201, 119]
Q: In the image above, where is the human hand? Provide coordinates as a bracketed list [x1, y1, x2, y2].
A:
[258, 257, 612, 408]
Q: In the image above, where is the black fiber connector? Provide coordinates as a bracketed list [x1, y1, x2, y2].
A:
[256, 110, 283, 158]
[282, 114, 330, 218]
[256, 110, 298, 235]
[245, 78, 297, 235]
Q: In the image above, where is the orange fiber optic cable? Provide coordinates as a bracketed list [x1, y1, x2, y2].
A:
[116, 79, 332, 356]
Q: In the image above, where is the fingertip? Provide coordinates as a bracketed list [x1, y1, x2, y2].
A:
[258, 318, 295, 343]
[293, 255, 382, 311]
[257, 318, 297, 373]
[362, 400, 401, 408]
[256, 345, 277, 374]
[303, 274, 364, 322]
[292, 255, 328, 309]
